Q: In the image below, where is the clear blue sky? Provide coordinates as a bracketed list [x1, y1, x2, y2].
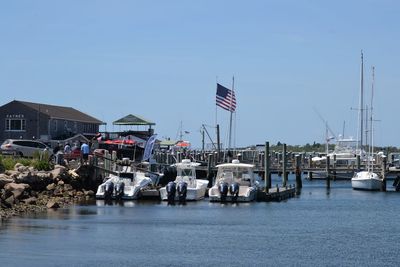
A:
[1, 0, 399, 148]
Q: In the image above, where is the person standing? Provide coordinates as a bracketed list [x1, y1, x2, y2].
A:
[81, 142, 90, 164]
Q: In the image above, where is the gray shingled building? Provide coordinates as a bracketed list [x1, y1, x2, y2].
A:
[0, 100, 104, 142]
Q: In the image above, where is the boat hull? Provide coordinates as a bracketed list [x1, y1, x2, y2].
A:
[208, 186, 257, 202]
[351, 173, 382, 191]
[160, 187, 207, 201]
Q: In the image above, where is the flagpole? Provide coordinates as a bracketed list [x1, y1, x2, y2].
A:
[228, 76, 234, 150]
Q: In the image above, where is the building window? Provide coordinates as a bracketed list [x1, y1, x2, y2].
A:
[53, 120, 57, 132]
[5, 119, 26, 131]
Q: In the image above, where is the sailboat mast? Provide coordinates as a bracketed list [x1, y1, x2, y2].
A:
[360, 51, 364, 153]
[228, 76, 234, 150]
[371, 66, 375, 173]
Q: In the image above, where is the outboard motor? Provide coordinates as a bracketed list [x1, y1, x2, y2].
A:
[104, 181, 114, 201]
[115, 182, 125, 200]
[177, 181, 188, 204]
[219, 182, 229, 202]
[166, 181, 176, 205]
[229, 182, 240, 202]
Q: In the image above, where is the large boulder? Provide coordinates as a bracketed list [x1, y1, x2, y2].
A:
[15, 171, 52, 191]
[0, 174, 13, 189]
[51, 165, 67, 180]
[4, 183, 30, 200]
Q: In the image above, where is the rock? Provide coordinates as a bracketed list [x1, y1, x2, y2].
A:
[46, 183, 56, 191]
[23, 197, 37, 205]
[4, 183, 29, 192]
[46, 200, 60, 209]
[58, 180, 65, 186]
[5, 195, 15, 206]
[84, 190, 94, 197]
[16, 171, 32, 182]
[0, 174, 13, 189]
[28, 167, 36, 172]
[14, 163, 28, 172]
[5, 170, 20, 179]
[15, 171, 52, 191]
[4, 183, 30, 200]
[36, 171, 52, 180]
[51, 166, 66, 180]
[64, 184, 73, 191]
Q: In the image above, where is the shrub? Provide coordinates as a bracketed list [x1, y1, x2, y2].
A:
[31, 159, 52, 171]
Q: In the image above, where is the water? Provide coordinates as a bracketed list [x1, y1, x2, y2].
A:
[1, 175, 400, 267]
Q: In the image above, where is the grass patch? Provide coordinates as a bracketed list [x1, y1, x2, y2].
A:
[0, 152, 53, 172]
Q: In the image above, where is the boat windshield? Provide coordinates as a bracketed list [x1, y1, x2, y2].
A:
[178, 168, 194, 177]
[216, 166, 253, 185]
[334, 140, 358, 152]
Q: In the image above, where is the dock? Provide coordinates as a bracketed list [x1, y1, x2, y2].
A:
[257, 186, 296, 202]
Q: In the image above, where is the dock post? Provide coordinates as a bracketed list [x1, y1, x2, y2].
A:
[207, 153, 213, 184]
[308, 154, 313, 180]
[283, 143, 287, 187]
[356, 155, 361, 171]
[265, 141, 271, 192]
[333, 154, 337, 181]
[326, 156, 331, 189]
[295, 154, 302, 189]
[381, 156, 387, 191]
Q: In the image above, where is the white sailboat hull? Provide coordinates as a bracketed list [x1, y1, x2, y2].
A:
[351, 171, 382, 191]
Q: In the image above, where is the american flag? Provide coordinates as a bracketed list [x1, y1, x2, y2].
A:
[216, 83, 236, 112]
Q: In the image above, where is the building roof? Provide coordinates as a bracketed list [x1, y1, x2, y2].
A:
[15, 100, 104, 124]
[113, 114, 155, 126]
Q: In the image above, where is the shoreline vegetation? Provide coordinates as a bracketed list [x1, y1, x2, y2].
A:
[0, 155, 94, 221]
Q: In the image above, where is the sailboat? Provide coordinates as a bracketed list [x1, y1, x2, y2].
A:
[351, 60, 382, 191]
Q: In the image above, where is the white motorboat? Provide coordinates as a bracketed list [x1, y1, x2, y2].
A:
[96, 168, 154, 200]
[208, 159, 259, 202]
[351, 171, 382, 190]
[160, 159, 209, 202]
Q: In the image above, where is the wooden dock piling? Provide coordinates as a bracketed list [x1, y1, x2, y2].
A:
[326, 156, 331, 189]
[295, 154, 302, 189]
[381, 157, 387, 191]
[264, 141, 271, 191]
[283, 143, 288, 187]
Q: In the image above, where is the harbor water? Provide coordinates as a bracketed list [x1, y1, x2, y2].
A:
[1, 174, 400, 266]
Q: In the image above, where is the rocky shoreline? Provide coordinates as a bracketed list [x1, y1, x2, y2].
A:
[0, 163, 95, 221]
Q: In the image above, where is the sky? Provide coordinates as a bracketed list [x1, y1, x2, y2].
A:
[1, 0, 399, 148]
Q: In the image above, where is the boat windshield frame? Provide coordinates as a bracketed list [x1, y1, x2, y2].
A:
[215, 165, 254, 186]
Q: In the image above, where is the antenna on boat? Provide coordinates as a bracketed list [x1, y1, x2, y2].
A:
[342, 121, 346, 138]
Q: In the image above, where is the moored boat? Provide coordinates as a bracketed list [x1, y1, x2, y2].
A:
[160, 159, 208, 203]
[351, 171, 382, 190]
[96, 169, 154, 200]
[208, 159, 259, 202]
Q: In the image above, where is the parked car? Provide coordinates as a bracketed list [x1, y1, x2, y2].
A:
[0, 139, 53, 157]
